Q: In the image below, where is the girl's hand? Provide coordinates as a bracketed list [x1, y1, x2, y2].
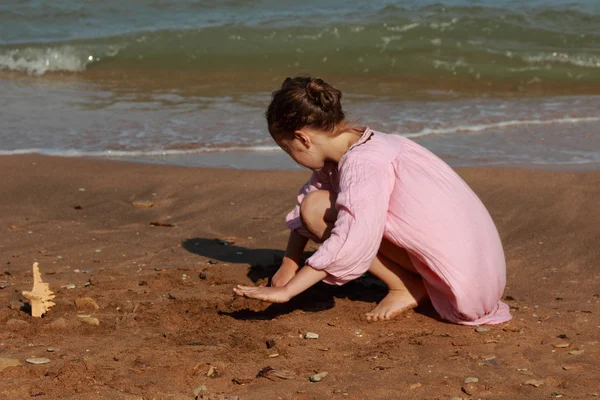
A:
[234, 266, 328, 304]
[233, 285, 291, 303]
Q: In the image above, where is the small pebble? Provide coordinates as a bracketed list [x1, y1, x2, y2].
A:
[553, 343, 570, 348]
[132, 200, 154, 208]
[409, 382, 422, 390]
[199, 271, 207, 280]
[257, 366, 296, 380]
[78, 316, 100, 326]
[463, 377, 479, 384]
[46, 348, 58, 352]
[524, 379, 544, 387]
[304, 332, 319, 339]
[462, 383, 479, 395]
[268, 353, 279, 358]
[26, 357, 51, 365]
[475, 326, 490, 333]
[309, 371, 329, 382]
[9, 300, 22, 310]
[62, 284, 76, 289]
[73, 269, 81, 273]
[568, 349, 584, 355]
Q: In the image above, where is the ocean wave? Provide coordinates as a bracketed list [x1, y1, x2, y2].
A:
[0, 145, 282, 157]
[521, 52, 600, 69]
[0, 44, 122, 75]
[401, 116, 600, 138]
[1, 14, 599, 81]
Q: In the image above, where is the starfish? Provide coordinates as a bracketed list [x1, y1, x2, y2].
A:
[22, 262, 55, 317]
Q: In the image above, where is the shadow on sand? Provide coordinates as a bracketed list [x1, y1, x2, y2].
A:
[181, 237, 437, 321]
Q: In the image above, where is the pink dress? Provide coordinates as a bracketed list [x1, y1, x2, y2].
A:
[286, 128, 511, 325]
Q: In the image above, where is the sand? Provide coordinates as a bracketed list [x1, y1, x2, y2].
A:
[0, 154, 599, 399]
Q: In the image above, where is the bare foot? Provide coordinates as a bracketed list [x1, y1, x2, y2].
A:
[365, 286, 427, 322]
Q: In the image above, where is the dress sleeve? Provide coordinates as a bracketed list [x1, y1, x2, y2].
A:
[306, 159, 393, 285]
[286, 169, 332, 239]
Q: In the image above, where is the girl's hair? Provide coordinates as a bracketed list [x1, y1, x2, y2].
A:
[266, 76, 345, 139]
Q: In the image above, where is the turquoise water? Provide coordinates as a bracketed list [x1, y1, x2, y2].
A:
[1, 0, 599, 83]
[0, 0, 599, 168]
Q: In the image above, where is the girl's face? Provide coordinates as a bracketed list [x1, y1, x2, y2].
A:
[277, 132, 326, 171]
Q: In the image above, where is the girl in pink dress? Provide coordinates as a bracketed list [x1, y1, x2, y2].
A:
[234, 76, 511, 325]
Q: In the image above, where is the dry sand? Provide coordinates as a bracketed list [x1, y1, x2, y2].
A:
[0, 155, 599, 399]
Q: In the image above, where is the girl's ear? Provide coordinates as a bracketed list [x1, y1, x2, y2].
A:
[294, 130, 311, 149]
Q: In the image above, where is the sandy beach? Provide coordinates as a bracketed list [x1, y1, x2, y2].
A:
[0, 154, 598, 399]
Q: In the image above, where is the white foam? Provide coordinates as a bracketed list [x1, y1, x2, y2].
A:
[400, 116, 600, 138]
[0, 44, 121, 75]
[521, 52, 600, 69]
[0, 145, 282, 157]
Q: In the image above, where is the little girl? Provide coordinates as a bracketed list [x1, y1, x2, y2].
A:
[234, 76, 511, 325]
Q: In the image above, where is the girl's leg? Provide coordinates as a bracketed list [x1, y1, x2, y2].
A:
[299, 190, 338, 243]
[300, 190, 428, 321]
[365, 246, 427, 321]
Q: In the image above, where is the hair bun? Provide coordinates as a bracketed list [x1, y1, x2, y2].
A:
[305, 78, 341, 113]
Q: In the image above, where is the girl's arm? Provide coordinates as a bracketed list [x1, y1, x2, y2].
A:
[271, 230, 309, 287]
[283, 229, 309, 267]
[234, 265, 327, 303]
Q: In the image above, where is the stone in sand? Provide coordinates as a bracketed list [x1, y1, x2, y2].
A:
[26, 357, 51, 365]
[475, 326, 490, 333]
[9, 300, 22, 310]
[132, 200, 154, 208]
[462, 383, 479, 395]
[463, 377, 479, 384]
[257, 366, 296, 380]
[304, 332, 319, 339]
[524, 379, 544, 387]
[309, 371, 329, 382]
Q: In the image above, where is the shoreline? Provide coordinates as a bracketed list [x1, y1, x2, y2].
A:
[1, 152, 600, 173]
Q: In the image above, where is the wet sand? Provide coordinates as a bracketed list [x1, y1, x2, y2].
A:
[0, 154, 599, 399]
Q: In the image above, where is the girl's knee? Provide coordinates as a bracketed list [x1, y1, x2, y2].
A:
[299, 190, 336, 237]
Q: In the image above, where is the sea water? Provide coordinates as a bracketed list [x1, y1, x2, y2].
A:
[1, 0, 599, 169]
